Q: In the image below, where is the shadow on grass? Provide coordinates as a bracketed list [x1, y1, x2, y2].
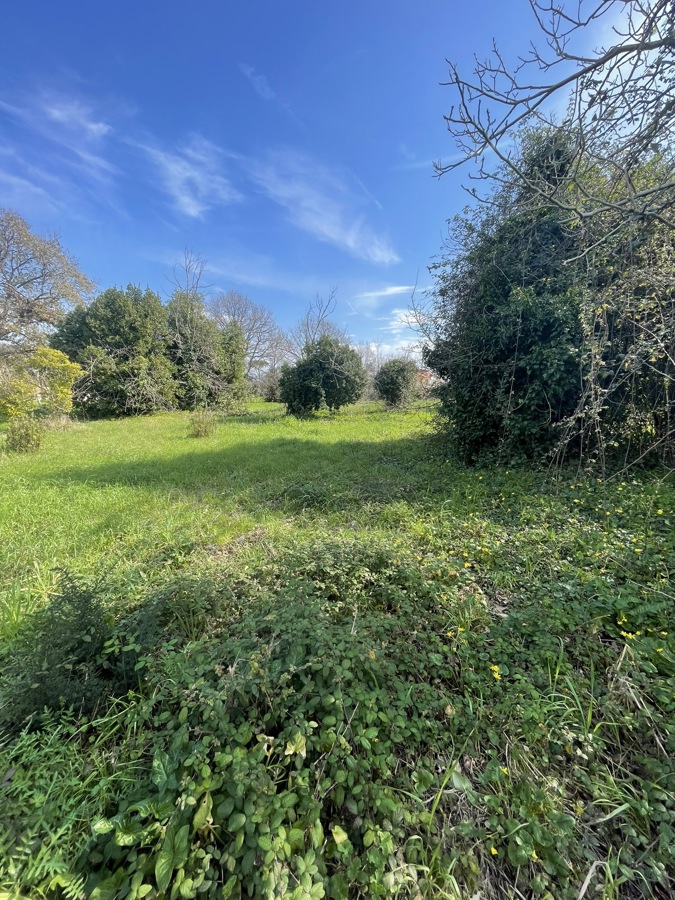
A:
[33, 434, 458, 517]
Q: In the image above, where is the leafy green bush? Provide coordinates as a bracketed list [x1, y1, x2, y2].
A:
[4, 416, 43, 453]
[0, 709, 142, 898]
[85, 541, 467, 899]
[188, 409, 217, 438]
[280, 337, 366, 416]
[374, 359, 418, 407]
[83, 531, 674, 900]
[0, 575, 121, 729]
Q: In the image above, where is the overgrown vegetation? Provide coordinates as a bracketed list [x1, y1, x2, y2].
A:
[423, 129, 675, 467]
[3, 415, 43, 453]
[1, 406, 673, 898]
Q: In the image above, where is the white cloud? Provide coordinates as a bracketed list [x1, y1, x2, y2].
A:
[348, 284, 415, 315]
[138, 135, 242, 218]
[238, 64, 303, 126]
[239, 64, 277, 102]
[248, 149, 399, 264]
[356, 285, 414, 300]
[378, 307, 419, 336]
[42, 97, 112, 140]
[0, 91, 116, 184]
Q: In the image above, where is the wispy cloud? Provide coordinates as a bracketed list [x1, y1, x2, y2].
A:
[357, 285, 414, 300]
[239, 64, 277, 102]
[348, 284, 415, 314]
[378, 307, 419, 336]
[238, 63, 303, 126]
[0, 91, 115, 180]
[41, 96, 112, 140]
[137, 135, 242, 218]
[248, 149, 399, 265]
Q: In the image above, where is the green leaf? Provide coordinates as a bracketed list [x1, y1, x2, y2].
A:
[221, 875, 238, 899]
[152, 750, 172, 793]
[89, 871, 125, 900]
[228, 812, 247, 832]
[192, 792, 212, 831]
[331, 825, 349, 845]
[451, 770, 473, 792]
[289, 827, 305, 849]
[91, 818, 114, 835]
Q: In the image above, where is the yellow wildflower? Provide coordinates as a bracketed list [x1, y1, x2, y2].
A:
[620, 631, 636, 640]
[490, 846, 498, 856]
[490, 665, 502, 681]
[500, 766, 508, 775]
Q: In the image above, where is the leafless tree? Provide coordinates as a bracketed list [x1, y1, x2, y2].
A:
[209, 289, 287, 378]
[166, 248, 209, 298]
[0, 208, 93, 357]
[287, 288, 350, 359]
[437, 0, 675, 236]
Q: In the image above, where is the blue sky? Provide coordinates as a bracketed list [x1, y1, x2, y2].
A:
[1, 0, 541, 352]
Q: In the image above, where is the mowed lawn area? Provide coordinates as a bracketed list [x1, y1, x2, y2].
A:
[1, 403, 674, 899]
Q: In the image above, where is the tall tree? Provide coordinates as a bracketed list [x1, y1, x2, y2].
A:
[167, 291, 243, 409]
[209, 290, 286, 378]
[52, 285, 175, 417]
[287, 289, 349, 360]
[0, 209, 93, 356]
[424, 131, 585, 461]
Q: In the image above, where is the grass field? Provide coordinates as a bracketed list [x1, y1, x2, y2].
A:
[1, 403, 674, 899]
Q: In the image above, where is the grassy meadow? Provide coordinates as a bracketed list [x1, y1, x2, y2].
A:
[0, 402, 674, 899]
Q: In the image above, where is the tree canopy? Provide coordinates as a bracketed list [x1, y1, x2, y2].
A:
[0, 209, 93, 356]
[424, 126, 675, 466]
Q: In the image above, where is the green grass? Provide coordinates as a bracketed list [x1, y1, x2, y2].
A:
[0, 403, 435, 587]
[1, 401, 674, 899]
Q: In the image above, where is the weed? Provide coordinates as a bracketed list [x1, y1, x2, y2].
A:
[187, 408, 217, 437]
[4, 416, 43, 453]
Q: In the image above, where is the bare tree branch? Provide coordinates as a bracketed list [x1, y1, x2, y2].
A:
[437, 0, 675, 236]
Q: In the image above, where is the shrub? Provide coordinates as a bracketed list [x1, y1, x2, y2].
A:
[4, 416, 43, 453]
[188, 409, 217, 437]
[0, 348, 82, 420]
[374, 358, 419, 407]
[259, 369, 282, 402]
[280, 336, 366, 415]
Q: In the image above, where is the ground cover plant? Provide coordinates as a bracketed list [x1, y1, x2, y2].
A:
[0, 402, 673, 898]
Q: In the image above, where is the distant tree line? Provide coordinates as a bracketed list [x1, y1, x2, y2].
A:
[2, 210, 423, 424]
[50, 285, 246, 417]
